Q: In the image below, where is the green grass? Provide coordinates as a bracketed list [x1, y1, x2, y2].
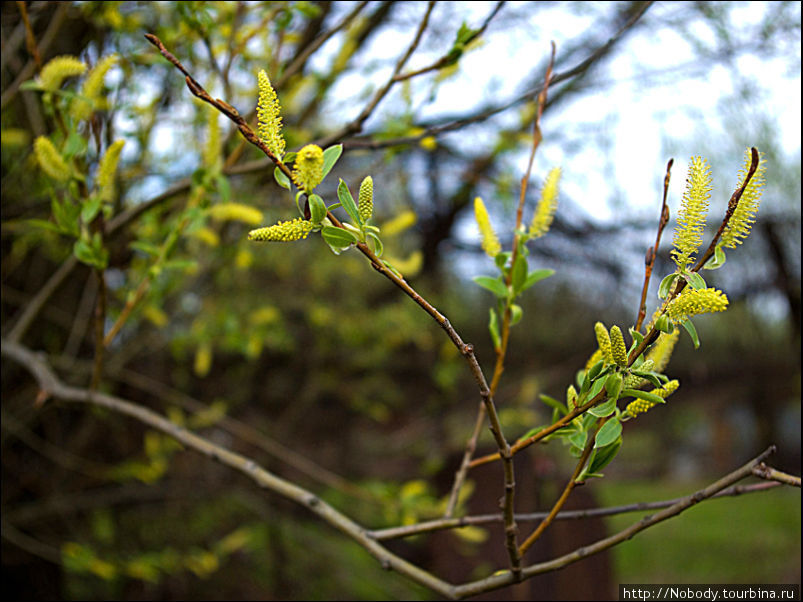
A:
[595, 480, 801, 584]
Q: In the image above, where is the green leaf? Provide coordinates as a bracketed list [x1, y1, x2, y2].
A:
[509, 304, 523, 326]
[594, 420, 622, 448]
[539, 394, 567, 416]
[52, 199, 80, 237]
[519, 426, 545, 441]
[162, 259, 198, 271]
[308, 194, 327, 223]
[367, 231, 384, 257]
[586, 360, 604, 382]
[629, 369, 664, 388]
[321, 144, 343, 181]
[274, 167, 291, 190]
[622, 389, 667, 405]
[73, 238, 106, 269]
[521, 268, 554, 292]
[81, 196, 102, 223]
[130, 240, 161, 256]
[680, 317, 700, 349]
[588, 438, 621, 471]
[494, 252, 511, 271]
[488, 308, 501, 351]
[684, 271, 706, 290]
[337, 179, 361, 225]
[568, 429, 587, 450]
[604, 372, 623, 402]
[658, 273, 678, 299]
[655, 314, 674, 334]
[27, 218, 62, 234]
[511, 254, 527, 294]
[588, 397, 617, 418]
[321, 225, 357, 248]
[472, 276, 508, 298]
[704, 244, 727, 270]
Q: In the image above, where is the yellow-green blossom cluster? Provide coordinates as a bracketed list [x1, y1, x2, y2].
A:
[672, 156, 712, 269]
[645, 330, 679, 373]
[203, 106, 221, 170]
[38, 55, 86, 91]
[248, 218, 313, 242]
[34, 136, 71, 182]
[624, 359, 654, 389]
[720, 149, 767, 249]
[73, 54, 118, 119]
[626, 380, 679, 418]
[208, 203, 263, 225]
[665, 287, 728, 324]
[292, 144, 324, 192]
[256, 70, 285, 159]
[96, 139, 125, 202]
[566, 385, 578, 411]
[358, 176, 374, 222]
[474, 197, 500, 257]
[594, 322, 613, 365]
[584, 348, 603, 373]
[529, 167, 561, 238]
[609, 325, 628, 368]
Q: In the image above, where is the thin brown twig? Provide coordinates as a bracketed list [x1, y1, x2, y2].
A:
[752, 463, 801, 487]
[370, 481, 782, 540]
[444, 41, 556, 519]
[392, 1, 505, 83]
[16, 1, 41, 70]
[635, 158, 672, 332]
[518, 416, 605, 556]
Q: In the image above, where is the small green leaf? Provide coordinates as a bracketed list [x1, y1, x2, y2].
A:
[308, 194, 327, 223]
[321, 144, 343, 181]
[511, 254, 527, 294]
[81, 196, 102, 223]
[568, 429, 587, 450]
[680, 317, 700, 349]
[494, 252, 511, 270]
[586, 360, 604, 382]
[321, 225, 357, 248]
[130, 241, 161, 256]
[519, 426, 545, 441]
[27, 218, 62, 234]
[655, 314, 674, 334]
[588, 438, 621, 471]
[472, 275, 508, 298]
[539, 394, 567, 415]
[658, 273, 678, 299]
[367, 231, 384, 257]
[488, 308, 501, 351]
[521, 268, 554, 292]
[629, 369, 664, 388]
[274, 167, 291, 190]
[586, 373, 607, 400]
[588, 397, 617, 418]
[704, 244, 727, 270]
[604, 372, 623, 402]
[685, 271, 707, 290]
[337, 179, 361, 225]
[52, 199, 80, 236]
[595, 419, 622, 448]
[73, 238, 106, 269]
[622, 389, 667, 405]
[283, 151, 297, 163]
[509, 304, 523, 326]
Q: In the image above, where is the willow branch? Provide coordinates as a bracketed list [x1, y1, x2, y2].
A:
[1, 338, 456, 599]
[370, 481, 782, 540]
[752, 463, 801, 488]
[444, 42, 555, 518]
[635, 158, 672, 331]
[452, 445, 777, 599]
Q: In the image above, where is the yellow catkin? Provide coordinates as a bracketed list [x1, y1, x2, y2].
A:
[646, 330, 679, 374]
[38, 55, 87, 91]
[609, 325, 628, 368]
[672, 156, 712, 269]
[208, 203, 263, 225]
[626, 380, 679, 418]
[73, 54, 118, 119]
[34, 136, 71, 182]
[665, 287, 728, 324]
[248, 218, 313, 242]
[566, 385, 578, 411]
[203, 106, 221, 170]
[720, 149, 767, 249]
[474, 197, 501, 257]
[96, 139, 125, 201]
[594, 322, 613, 365]
[584, 348, 603, 373]
[358, 176, 373, 222]
[529, 167, 561, 238]
[382, 210, 417, 236]
[256, 70, 285, 159]
[292, 144, 324, 192]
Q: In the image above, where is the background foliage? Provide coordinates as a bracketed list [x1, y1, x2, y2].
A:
[2, 1, 800, 599]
